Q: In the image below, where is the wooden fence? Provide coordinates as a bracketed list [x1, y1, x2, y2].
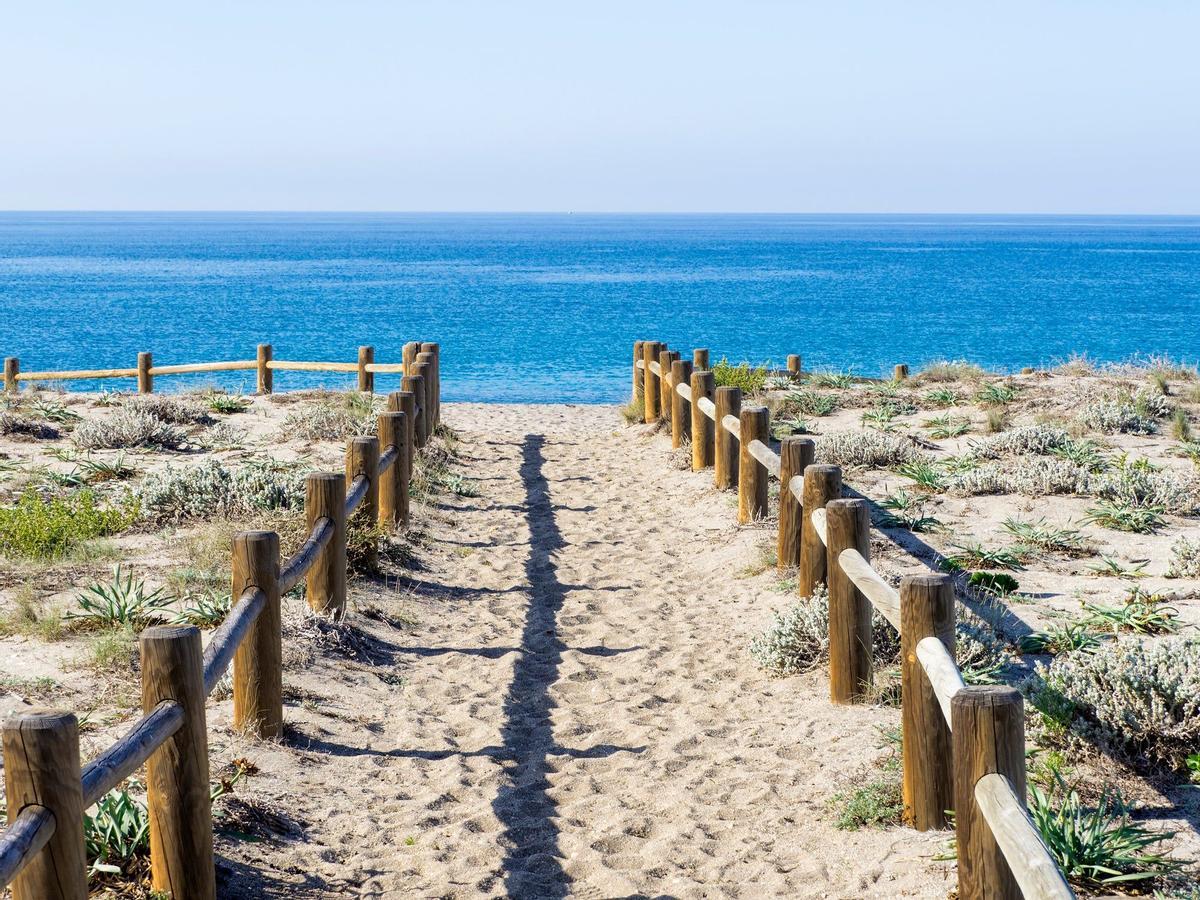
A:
[3, 341, 441, 401]
[633, 340, 1075, 900]
[0, 344, 441, 900]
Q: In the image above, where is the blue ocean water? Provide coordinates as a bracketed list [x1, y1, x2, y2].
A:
[1, 213, 1198, 403]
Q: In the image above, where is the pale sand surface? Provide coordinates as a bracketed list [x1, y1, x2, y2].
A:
[213, 402, 950, 898]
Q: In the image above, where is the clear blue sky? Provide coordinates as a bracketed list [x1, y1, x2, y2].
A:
[2, 1, 1197, 213]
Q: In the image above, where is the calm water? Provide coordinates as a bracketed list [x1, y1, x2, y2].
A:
[1, 213, 1198, 403]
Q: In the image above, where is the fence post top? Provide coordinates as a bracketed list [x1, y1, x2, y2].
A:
[781, 435, 815, 448]
[805, 463, 840, 476]
[349, 435, 379, 448]
[140, 624, 200, 643]
[740, 404, 768, 415]
[3, 708, 76, 731]
[234, 529, 279, 546]
[953, 684, 1022, 708]
[307, 471, 345, 486]
[901, 572, 953, 590]
[378, 410, 404, 420]
[716, 384, 740, 396]
[826, 497, 866, 511]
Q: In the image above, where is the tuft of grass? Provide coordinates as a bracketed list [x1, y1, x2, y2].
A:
[807, 370, 854, 389]
[1085, 555, 1148, 580]
[66, 566, 174, 629]
[1019, 622, 1107, 655]
[975, 382, 1019, 407]
[85, 786, 150, 878]
[917, 360, 986, 383]
[1170, 408, 1192, 442]
[831, 775, 904, 830]
[1000, 517, 1087, 555]
[941, 541, 1024, 572]
[924, 387, 962, 408]
[984, 407, 1009, 433]
[172, 591, 231, 628]
[0, 489, 137, 560]
[620, 397, 645, 424]
[711, 358, 769, 394]
[204, 392, 251, 414]
[894, 459, 945, 492]
[1082, 587, 1179, 636]
[0, 589, 65, 641]
[88, 625, 138, 674]
[877, 489, 941, 531]
[784, 388, 838, 417]
[1051, 438, 1110, 472]
[1082, 500, 1165, 534]
[924, 414, 971, 439]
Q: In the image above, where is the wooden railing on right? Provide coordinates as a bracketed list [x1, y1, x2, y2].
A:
[634, 340, 1075, 900]
[0, 345, 441, 900]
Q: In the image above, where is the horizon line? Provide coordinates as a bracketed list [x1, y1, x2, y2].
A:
[2, 209, 1199, 218]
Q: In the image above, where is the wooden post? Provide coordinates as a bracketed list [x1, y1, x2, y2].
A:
[402, 341, 420, 375]
[2, 711, 88, 900]
[693, 348, 709, 370]
[658, 348, 676, 424]
[346, 436, 380, 522]
[388, 390, 416, 521]
[642, 341, 662, 422]
[953, 687, 1026, 900]
[3, 357, 18, 393]
[714, 386, 741, 490]
[632, 340, 644, 404]
[826, 498, 872, 703]
[737, 406, 769, 524]
[401, 374, 426, 449]
[256, 343, 273, 394]
[798, 464, 841, 597]
[900, 573, 955, 831]
[231, 531, 282, 738]
[415, 353, 435, 440]
[141, 625, 215, 900]
[305, 473, 347, 615]
[377, 412, 406, 529]
[358, 345, 375, 393]
[893, 363, 910, 382]
[670, 359, 693, 449]
[137, 351, 153, 394]
[690, 370, 715, 471]
[777, 436, 814, 570]
[788, 354, 802, 378]
[420, 342, 440, 426]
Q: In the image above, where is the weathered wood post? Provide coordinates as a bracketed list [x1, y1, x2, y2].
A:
[670, 359, 693, 449]
[798, 464, 841, 597]
[788, 354, 802, 378]
[777, 436, 814, 570]
[137, 352, 153, 394]
[633, 340, 644, 405]
[305, 473, 347, 615]
[141, 625, 215, 900]
[658, 349, 677, 424]
[420, 342, 440, 426]
[388, 391, 416, 513]
[3, 357, 18, 393]
[402, 341, 420, 375]
[693, 348, 709, 370]
[690, 370, 715, 471]
[826, 498, 872, 703]
[256, 343, 273, 394]
[401, 374, 426, 448]
[642, 341, 662, 422]
[953, 687, 1026, 900]
[377, 411, 407, 529]
[346, 436, 380, 520]
[714, 386, 741, 490]
[2, 711, 88, 900]
[901, 573, 955, 831]
[358, 346, 375, 393]
[893, 364, 910, 382]
[414, 353, 435, 440]
[737, 406, 769, 524]
[231, 530, 282, 738]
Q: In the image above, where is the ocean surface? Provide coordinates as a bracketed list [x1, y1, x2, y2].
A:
[1, 213, 1198, 403]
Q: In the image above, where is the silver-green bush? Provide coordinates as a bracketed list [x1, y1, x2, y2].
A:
[815, 431, 924, 469]
[1165, 536, 1200, 578]
[965, 425, 1071, 459]
[73, 408, 186, 450]
[138, 458, 305, 523]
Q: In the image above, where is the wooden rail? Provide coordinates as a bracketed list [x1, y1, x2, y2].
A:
[631, 340, 1074, 900]
[2, 341, 435, 396]
[0, 349, 441, 900]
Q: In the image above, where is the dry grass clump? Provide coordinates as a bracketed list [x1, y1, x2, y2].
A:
[138, 458, 306, 523]
[281, 398, 376, 442]
[913, 360, 986, 383]
[1031, 636, 1200, 772]
[123, 394, 211, 425]
[74, 407, 186, 450]
[965, 425, 1071, 459]
[0, 412, 61, 440]
[815, 431, 923, 469]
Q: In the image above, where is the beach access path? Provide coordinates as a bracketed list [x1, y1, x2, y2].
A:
[216, 403, 948, 898]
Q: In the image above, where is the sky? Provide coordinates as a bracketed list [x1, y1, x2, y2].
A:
[1, 1, 1197, 213]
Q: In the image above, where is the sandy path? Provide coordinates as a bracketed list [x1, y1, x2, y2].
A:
[220, 403, 948, 898]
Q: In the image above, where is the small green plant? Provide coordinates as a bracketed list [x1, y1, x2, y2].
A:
[1170, 408, 1192, 442]
[784, 388, 837, 417]
[711, 358, 769, 393]
[28, 397, 81, 424]
[1019, 622, 1107, 655]
[204, 392, 251, 414]
[877, 489, 941, 532]
[1165, 535, 1200, 578]
[620, 397, 645, 424]
[942, 541, 1024, 571]
[831, 775, 904, 830]
[1086, 555, 1149, 579]
[1083, 500, 1165, 534]
[173, 591, 231, 627]
[808, 370, 854, 389]
[1051, 438, 1110, 472]
[925, 414, 971, 439]
[1001, 517, 1087, 555]
[1188, 753, 1200, 784]
[85, 786, 150, 877]
[967, 571, 1020, 595]
[975, 382, 1019, 406]
[1082, 588, 1179, 636]
[1028, 771, 1183, 889]
[67, 566, 174, 629]
[924, 387, 962, 408]
[772, 416, 810, 437]
[0, 489, 137, 560]
[894, 459, 945, 492]
[76, 453, 137, 483]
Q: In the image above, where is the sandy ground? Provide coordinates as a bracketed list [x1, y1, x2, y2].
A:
[209, 402, 951, 898]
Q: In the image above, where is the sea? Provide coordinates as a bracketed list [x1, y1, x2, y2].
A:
[1, 213, 1198, 403]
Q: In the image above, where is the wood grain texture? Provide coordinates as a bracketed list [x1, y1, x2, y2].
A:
[388, 391, 416, 526]
[690, 371, 715, 471]
[414, 356, 434, 444]
[974, 774, 1074, 900]
[400, 375, 425, 448]
[81, 701, 184, 808]
[3, 357, 17, 392]
[137, 351, 153, 394]
[420, 342, 440, 426]
[953, 686, 1026, 900]
[141, 626, 215, 900]
[642, 342, 662, 422]
[737, 406, 769, 524]
[826, 498, 872, 704]
[670, 359, 693, 449]
[787, 354, 802, 376]
[838, 549, 901, 630]
[658, 349, 675, 424]
[901, 574, 955, 831]
[713, 386, 741, 490]
[2, 710, 87, 900]
[776, 437, 814, 570]
[377, 412, 407, 529]
[305, 473, 347, 615]
[257, 343, 273, 393]
[358, 345, 375, 393]
[692, 348, 709, 370]
[232, 531, 282, 738]
[798, 464, 841, 598]
[633, 341, 644, 403]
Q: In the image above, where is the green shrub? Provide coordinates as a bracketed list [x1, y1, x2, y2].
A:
[808, 370, 854, 389]
[0, 489, 136, 559]
[711, 358, 769, 393]
[975, 382, 1019, 406]
[138, 458, 305, 523]
[204, 392, 250, 414]
[831, 774, 903, 830]
[924, 387, 963, 407]
[1083, 500, 1165, 534]
[967, 571, 1020, 595]
[85, 787, 150, 877]
[66, 566, 173, 629]
[1034, 636, 1200, 770]
[784, 388, 837, 417]
[1019, 622, 1107, 656]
